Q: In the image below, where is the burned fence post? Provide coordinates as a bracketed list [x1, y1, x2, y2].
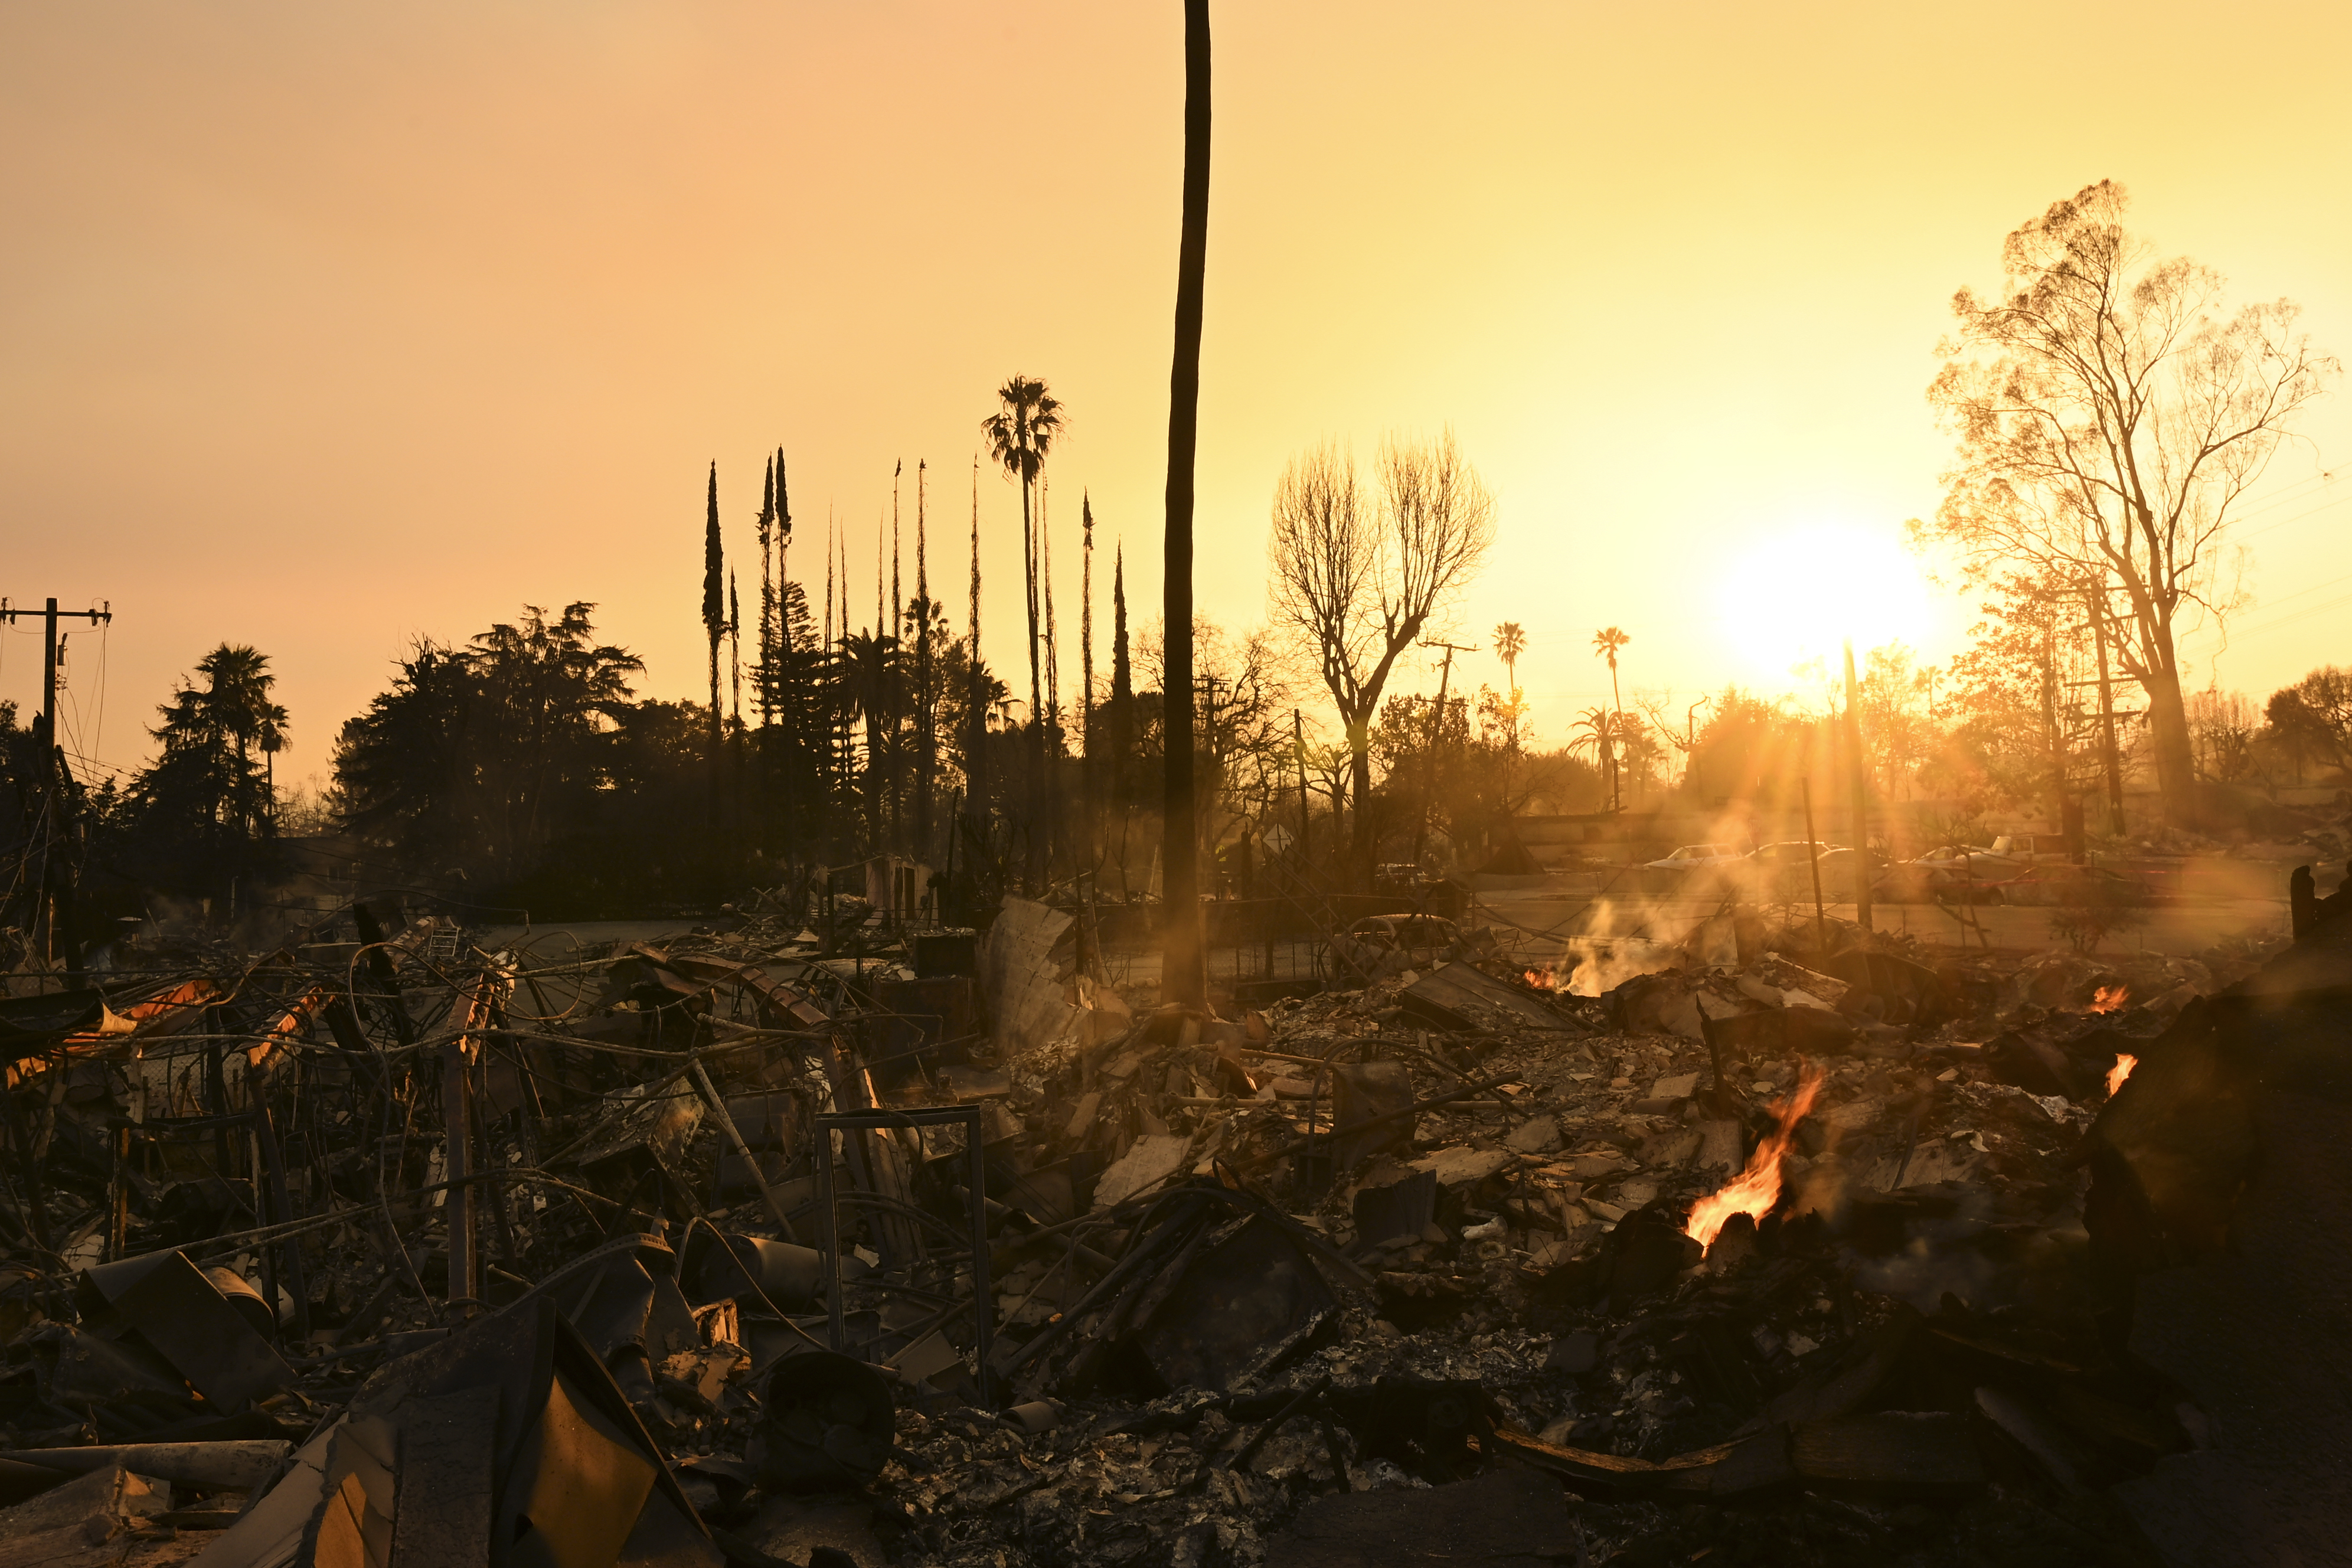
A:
[436, 974, 502, 1319]
[250, 1100, 309, 1342]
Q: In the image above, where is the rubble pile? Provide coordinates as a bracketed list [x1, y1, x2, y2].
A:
[0, 871, 2342, 1566]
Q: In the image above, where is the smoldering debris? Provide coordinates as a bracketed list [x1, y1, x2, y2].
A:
[0, 872, 2341, 1566]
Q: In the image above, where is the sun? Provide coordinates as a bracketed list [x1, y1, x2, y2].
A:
[1713, 523, 1935, 685]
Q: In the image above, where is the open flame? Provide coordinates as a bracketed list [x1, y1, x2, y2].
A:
[1523, 965, 1559, 993]
[2105, 1053, 2138, 1096]
[2089, 984, 2131, 1013]
[1684, 1063, 1827, 1253]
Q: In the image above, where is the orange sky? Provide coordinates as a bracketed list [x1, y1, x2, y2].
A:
[5, 1, 2347, 790]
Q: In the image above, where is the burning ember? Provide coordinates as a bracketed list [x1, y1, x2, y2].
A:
[2106, 1053, 2138, 1096]
[1684, 1062, 1826, 1252]
[2089, 984, 2131, 1013]
[1523, 965, 1560, 992]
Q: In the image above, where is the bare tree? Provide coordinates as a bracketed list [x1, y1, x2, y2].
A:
[1268, 430, 1495, 883]
[1915, 180, 2337, 828]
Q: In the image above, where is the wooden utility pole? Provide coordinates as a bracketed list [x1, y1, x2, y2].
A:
[1801, 776, 1828, 956]
[1159, 0, 1211, 1010]
[1841, 642, 1872, 936]
[1293, 708, 1312, 868]
[1412, 639, 1476, 871]
[2086, 584, 2126, 836]
[1, 596, 113, 984]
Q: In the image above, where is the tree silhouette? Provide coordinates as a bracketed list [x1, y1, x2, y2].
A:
[701, 462, 726, 827]
[1917, 180, 2337, 828]
[1593, 626, 1630, 810]
[1268, 432, 1495, 886]
[1493, 620, 1526, 751]
[982, 374, 1064, 881]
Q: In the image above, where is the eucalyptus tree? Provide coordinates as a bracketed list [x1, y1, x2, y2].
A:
[1915, 180, 2337, 828]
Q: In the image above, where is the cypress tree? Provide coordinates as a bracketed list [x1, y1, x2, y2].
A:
[967, 456, 986, 834]
[703, 462, 724, 828]
[915, 459, 933, 863]
[757, 456, 775, 730]
[1081, 492, 1096, 861]
[1110, 542, 1133, 827]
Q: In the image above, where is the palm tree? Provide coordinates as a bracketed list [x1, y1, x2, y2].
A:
[192, 644, 285, 835]
[1567, 705, 1617, 809]
[982, 374, 1064, 880]
[1493, 620, 1526, 750]
[1592, 626, 1631, 811]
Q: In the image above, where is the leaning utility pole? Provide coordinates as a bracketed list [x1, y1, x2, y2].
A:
[1160, 0, 1211, 1011]
[1841, 641, 1873, 936]
[1, 596, 113, 984]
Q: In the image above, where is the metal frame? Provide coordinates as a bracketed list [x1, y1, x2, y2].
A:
[814, 1105, 991, 1389]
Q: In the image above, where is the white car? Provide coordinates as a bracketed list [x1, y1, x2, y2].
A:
[1988, 834, 2073, 865]
[1749, 840, 1840, 866]
[1912, 844, 2021, 876]
[1644, 843, 1747, 871]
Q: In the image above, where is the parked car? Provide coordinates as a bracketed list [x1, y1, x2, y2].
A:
[1327, 913, 1461, 981]
[1896, 845, 2018, 903]
[1809, 847, 1892, 900]
[1989, 834, 2076, 865]
[1750, 840, 1840, 865]
[1740, 841, 1841, 901]
[1990, 864, 2152, 907]
[1644, 844, 1748, 871]
[1912, 844, 2022, 877]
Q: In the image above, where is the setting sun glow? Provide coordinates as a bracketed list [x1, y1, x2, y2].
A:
[1713, 524, 1939, 684]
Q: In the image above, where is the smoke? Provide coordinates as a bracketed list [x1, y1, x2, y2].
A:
[1546, 897, 1689, 996]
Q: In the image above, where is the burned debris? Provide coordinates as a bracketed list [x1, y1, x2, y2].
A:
[0, 870, 2343, 1567]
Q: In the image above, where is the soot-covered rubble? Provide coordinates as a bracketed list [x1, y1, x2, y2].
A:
[0, 870, 2342, 1567]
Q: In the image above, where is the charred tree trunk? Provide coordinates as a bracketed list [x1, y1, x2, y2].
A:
[1160, 0, 1211, 1008]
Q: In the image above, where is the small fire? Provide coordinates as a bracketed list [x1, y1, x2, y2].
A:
[1684, 1063, 1827, 1253]
[2089, 984, 2131, 1014]
[1523, 965, 1560, 993]
[2105, 1053, 2138, 1096]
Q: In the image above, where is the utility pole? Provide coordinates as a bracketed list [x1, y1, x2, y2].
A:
[1841, 641, 1873, 936]
[1801, 777, 1828, 957]
[1292, 708, 1312, 868]
[1412, 640, 1477, 871]
[2086, 584, 2126, 837]
[1, 597, 113, 985]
